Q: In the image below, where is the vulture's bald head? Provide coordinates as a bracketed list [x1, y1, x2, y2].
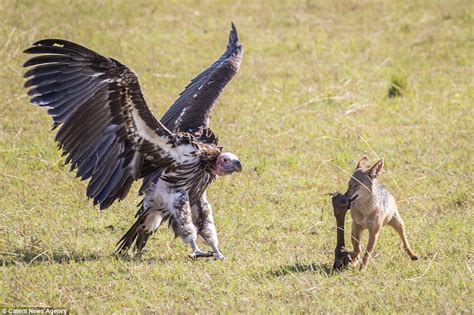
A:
[213, 152, 242, 176]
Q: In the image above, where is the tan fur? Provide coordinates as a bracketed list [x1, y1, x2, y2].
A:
[344, 157, 418, 270]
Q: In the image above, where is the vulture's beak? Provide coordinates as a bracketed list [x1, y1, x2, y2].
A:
[233, 160, 242, 172]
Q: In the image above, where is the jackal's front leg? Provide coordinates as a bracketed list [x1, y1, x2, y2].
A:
[193, 193, 225, 260]
[361, 227, 381, 270]
[350, 222, 363, 267]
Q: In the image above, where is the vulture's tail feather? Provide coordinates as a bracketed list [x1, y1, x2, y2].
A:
[116, 207, 152, 254]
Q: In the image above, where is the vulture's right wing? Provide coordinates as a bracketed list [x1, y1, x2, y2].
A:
[160, 23, 243, 133]
[24, 39, 192, 209]
[138, 24, 243, 199]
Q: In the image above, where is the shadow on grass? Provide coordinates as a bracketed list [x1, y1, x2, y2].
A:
[113, 251, 169, 265]
[269, 262, 333, 277]
[1, 248, 171, 267]
[1, 249, 103, 266]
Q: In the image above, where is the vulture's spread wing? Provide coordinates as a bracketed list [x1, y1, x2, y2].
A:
[23, 39, 190, 209]
[138, 24, 243, 199]
[160, 23, 243, 132]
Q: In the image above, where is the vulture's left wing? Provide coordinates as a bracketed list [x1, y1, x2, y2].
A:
[160, 23, 243, 133]
[23, 39, 189, 209]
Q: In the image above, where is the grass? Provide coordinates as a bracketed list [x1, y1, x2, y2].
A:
[1, 0, 473, 313]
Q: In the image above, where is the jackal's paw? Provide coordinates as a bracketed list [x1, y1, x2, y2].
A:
[349, 256, 360, 268]
[189, 250, 213, 259]
[359, 264, 368, 271]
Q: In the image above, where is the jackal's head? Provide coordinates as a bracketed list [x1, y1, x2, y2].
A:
[342, 157, 384, 207]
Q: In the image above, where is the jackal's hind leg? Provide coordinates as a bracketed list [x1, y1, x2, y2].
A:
[388, 216, 418, 261]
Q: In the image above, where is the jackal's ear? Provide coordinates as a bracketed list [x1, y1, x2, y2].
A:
[369, 159, 384, 178]
[356, 156, 370, 169]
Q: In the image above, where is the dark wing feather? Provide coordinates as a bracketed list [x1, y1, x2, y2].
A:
[139, 24, 243, 197]
[160, 22, 243, 132]
[23, 39, 189, 209]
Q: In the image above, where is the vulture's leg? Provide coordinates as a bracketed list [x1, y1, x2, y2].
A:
[193, 192, 225, 260]
[171, 191, 212, 258]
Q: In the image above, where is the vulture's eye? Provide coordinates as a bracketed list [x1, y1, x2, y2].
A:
[223, 158, 228, 162]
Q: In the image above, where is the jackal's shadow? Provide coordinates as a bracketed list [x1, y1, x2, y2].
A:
[269, 262, 332, 277]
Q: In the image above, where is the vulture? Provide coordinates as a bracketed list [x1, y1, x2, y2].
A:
[23, 23, 244, 259]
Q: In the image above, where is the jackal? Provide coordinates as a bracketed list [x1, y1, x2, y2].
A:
[341, 157, 418, 269]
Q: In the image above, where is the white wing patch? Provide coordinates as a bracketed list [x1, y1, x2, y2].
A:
[174, 107, 188, 130]
[132, 108, 197, 163]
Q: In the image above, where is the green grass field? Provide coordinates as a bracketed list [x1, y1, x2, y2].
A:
[1, 0, 473, 313]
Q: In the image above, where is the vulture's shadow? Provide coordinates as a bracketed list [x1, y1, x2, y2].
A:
[1, 249, 170, 267]
[0, 250, 103, 266]
[1, 249, 102, 266]
[269, 262, 333, 277]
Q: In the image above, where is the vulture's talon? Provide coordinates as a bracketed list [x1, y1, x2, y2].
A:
[189, 250, 214, 259]
[213, 252, 226, 260]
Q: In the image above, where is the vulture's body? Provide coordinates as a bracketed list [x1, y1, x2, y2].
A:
[23, 24, 243, 259]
